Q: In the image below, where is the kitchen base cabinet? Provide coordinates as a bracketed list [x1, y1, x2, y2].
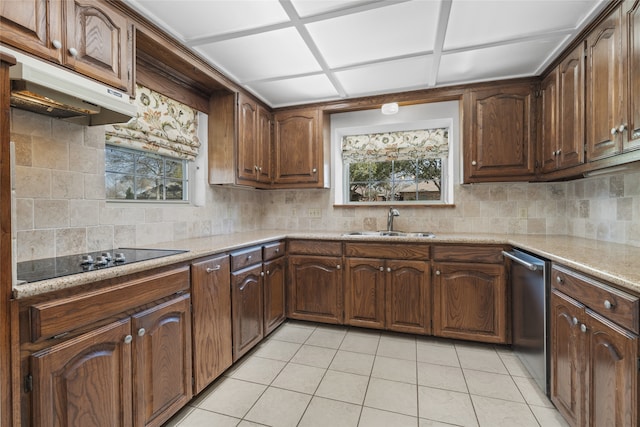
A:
[231, 263, 264, 362]
[263, 243, 286, 335]
[344, 258, 385, 329]
[551, 265, 639, 427]
[30, 294, 192, 427]
[191, 255, 232, 394]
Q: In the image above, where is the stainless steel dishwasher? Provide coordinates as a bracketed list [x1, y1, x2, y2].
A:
[502, 249, 550, 395]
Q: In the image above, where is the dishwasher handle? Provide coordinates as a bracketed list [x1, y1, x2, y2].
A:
[502, 251, 539, 271]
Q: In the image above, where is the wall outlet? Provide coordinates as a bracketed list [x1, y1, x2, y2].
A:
[308, 208, 322, 218]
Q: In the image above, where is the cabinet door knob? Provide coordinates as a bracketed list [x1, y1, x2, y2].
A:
[611, 127, 619, 136]
[68, 47, 78, 57]
[247, 255, 252, 260]
[52, 39, 62, 49]
[206, 265, 221, 273]
[336, 264, 341, 270]
[471, 160, 477, 166]
[266, 270, 270, 275]
[572, 317, 578, 325]
[124, 335, 133, 344]
[260, 271, 265, 277]
[619, 124, 627, 133]
[580, 324, 587, 333]
[386, 267, 391, 273]
[379, 266, 384, 271]
[604, 300, 614, 310]
[556, 149, 561, 155]
[312, 168, 317, 173]
[435, 270, 441, 275]
[137, 328, 145, 337]
[254, 165, 259, 171]
[556, 276, 563, 285]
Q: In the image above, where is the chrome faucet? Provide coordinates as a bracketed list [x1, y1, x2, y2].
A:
[387, 207, 400, 232]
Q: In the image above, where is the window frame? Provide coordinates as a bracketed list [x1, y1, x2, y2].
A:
[105, 145, 189, 203]
[333, 116, 456, 207]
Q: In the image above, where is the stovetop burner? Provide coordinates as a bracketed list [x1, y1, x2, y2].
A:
[16, 248, 188, 284]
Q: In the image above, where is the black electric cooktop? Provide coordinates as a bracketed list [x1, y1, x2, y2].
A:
[16, 248, 188, 284]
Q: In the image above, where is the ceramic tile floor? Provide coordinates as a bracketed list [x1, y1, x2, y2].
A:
[164, 321, 569, 427]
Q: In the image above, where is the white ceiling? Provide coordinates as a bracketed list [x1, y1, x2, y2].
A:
[125, 0, 607, 108]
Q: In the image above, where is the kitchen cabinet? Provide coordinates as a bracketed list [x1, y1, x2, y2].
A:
[209, 93, 272, 187]
[0, 0, 134, 93]
[191, 254, 232, 394]
[464, 81, 536, 182]
[230, 247, 264, 361]
[30, 294, 192, 427]
[287, 240, 343, 324]
[273, 107, 329, 188]
[586, 5, 625, 160]
[263, 242, 286, 336]
[623, 0, 640, 151]
[550, 264, 639, 427]
[540, 45, 586, 175]
[432, 246, 509, 344]
[344, 243, 431, 335]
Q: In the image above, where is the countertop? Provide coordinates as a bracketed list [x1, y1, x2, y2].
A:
[12, 230, 640, 299]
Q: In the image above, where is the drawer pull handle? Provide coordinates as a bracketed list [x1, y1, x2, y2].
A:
[138, 328, 145, 337]
[580, 324, 587, 333]
[206, 266, 221, 273]
[124, 335, 133, 344]
[604, 300, 614, 310]
[247, 255, 252, 260]
[556, 276, 563, 285]
[275, 248, 280, 253]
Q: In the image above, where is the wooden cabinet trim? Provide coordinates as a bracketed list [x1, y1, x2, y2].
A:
[288, 239, 342, 256]
[344, 243, 430, 260]
[29, 266, 190, 342]
[432, 245, 505, 263]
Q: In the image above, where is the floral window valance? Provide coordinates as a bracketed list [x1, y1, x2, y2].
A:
[105, 85, 200, 161]
[342, 128, 448, 163]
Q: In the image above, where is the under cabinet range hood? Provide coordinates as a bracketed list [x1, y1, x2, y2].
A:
[2, 46, 136, 126]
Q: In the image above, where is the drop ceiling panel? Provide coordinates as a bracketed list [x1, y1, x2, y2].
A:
[336, 56, 434, 97]
[128, 0, 289, 40]
[247, 74, 340, 107]
[438, 36, 569, 85]
[290, 0, 373, 18]
[444, 0, 599, 50]
[195, 28, 322, 82]
[305, 1, 440, 68]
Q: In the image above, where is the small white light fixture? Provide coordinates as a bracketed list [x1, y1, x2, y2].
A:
[381, 102, 399, 115]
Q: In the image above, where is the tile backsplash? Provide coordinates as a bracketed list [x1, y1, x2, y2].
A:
[11, 109, 640, 262]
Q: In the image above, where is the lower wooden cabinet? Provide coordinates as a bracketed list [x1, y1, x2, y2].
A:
[30, 294, 192, 427]
[344, 257, 431, 334]
[288, 255, 343, 324]
[263, 256, 286, 336]
[432, 262, 508, 343]
[191, 255, 232, 394]
[550, 265, 639, 427]
[231, 264, 264, 361]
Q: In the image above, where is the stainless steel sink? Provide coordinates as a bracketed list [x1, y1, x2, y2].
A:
[342, 231, 435, 238]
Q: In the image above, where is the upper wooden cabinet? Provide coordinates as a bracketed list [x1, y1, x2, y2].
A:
[623, 0, 640, 151]
[0, 0, 134, 93]
[273, 107, 329, 188]
[236, 94, 273, 186]
[464, 81, 536, 182]
[540, 46, 586, 175]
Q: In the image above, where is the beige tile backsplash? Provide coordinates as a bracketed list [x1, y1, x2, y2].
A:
[11, 109, 640, 262]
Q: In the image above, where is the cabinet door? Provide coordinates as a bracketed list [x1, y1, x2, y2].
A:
[263, 256, 286, 336]
[465, 83, 535, 181]
[586, 6, 624, 160]
[550, 290, 585, 427]
[540, 70, 559, 173]
[237, 94, 258, 183]
[288, 255, 343, 324]
[231, 264, 264, 361]
[191, 255, 232, 394]
[585, 309, 638, 427]
[0, 0, 63, 62]
[433, 262, 508, 343]
[345, 258, 385, 329]
[132, 294, 192, 427]
[64, 0, 132, 92]
[624, 0, 640, 150]
[273, 108, 320, 185]
[30, 318, 133, 427]
[557, 44, 586, 170]
[386, 260, 431, 335]
[257, 105, 273, 184]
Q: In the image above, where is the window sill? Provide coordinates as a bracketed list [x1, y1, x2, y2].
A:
[333, 202, 456, 208]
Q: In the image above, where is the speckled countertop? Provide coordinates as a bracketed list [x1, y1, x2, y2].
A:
[12, 230, 640, 299]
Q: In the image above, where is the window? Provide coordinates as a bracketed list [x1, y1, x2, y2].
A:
[105, 146, 188, 201]
[332, 102, 458, 206]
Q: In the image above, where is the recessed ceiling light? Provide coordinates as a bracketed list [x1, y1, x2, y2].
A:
[381, 102, 399, 115]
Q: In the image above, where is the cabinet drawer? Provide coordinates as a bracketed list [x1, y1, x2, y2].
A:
[263, 241, 285, 260]
[30, 266, 190, 342]
[432, 245, 505, 263]
[345, 243, 430, 260]
[288, 240, 342, 256]
[552, 264, 639, 334]
[231, 247, 262, 271]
